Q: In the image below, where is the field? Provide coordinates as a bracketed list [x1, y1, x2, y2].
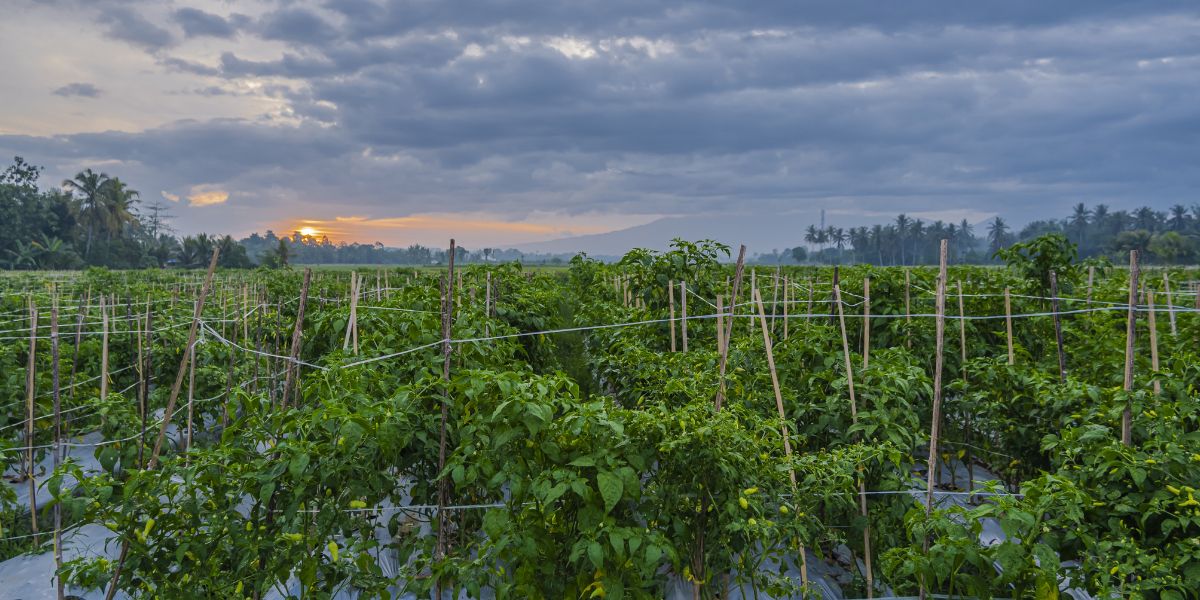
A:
[2, 238, 1199, 599]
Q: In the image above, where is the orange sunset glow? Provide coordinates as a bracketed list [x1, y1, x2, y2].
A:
[273, 212, 660, 248]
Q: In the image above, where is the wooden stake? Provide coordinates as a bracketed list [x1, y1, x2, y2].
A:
[1122, 250, 1139, 446]
[1004, 287, 1015, 365]
[752, 287, 808, 585]
[185, 341, 196, 463]
[668, 280, 676, 352]
[770, 266, 780, 334]
[1163, 272, 1177, 336]
[863, 278, 871, 369]
[280, 269, 312, 411]
[957, 280, 967, 373]
[67, 288, 88, 400]
[1148, 289, 1161, 395]
[25, 297, 39, 546]
[680, 281, 688, 353]
[1049, 271, 1066, 382]
[343, 272, 359, 353]
[806, 276, 814, 322]
[835, 284, 873, 597]
[147, 247, 221, 470]
[715, 245, 747, 411]
[782, 276, 790, 341]
[100, 297, 109, 403]
[716, 295, 725, 353]
[1086, 266, 1095, 305]
[436, 239, 457, 593]
[51, 303, 64, 600]
[920, 240, 949, 600]
[904, 268, 912, 349]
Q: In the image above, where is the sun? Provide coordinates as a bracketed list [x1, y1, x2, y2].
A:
[299, 226, 318, 237]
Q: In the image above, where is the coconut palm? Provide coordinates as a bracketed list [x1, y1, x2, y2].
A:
[987, 217, 1011, 255]
[62, 168, 111, 258]
[98, 177, 140, 239]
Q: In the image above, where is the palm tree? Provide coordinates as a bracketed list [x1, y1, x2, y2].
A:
[1069, 203, 1090, 247]
[62, 168, 111, 258]
[1169, 204, 1188, 231]
[803, 225, 819, 251]
[870, 224, 884, 264]
[895, 214, 911, 265]
[1092, 204, 1110, 237]
[1133, 206, 1160, 231]
[909, 220, 926, 264]
[98, 177, 140, 240]
[987, 217, 1011, 255]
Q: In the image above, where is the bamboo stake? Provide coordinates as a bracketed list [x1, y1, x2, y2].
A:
[668, 280, 676, 352]
[25, 297, 38, 546]
[51, 303, 64, 600]
[1049, 271, 1067, 382]
[904, 269, 912, 349]
[752, 287, 808, 586]
[806, 276, 813, 322]
[716, 295, 725, 353]
[436, 240, 457, 595]
[957, 280, 967, 370]
[1086, 266, 1095, 305]
[770, 266, 780, 334]
[715, 245, 747, 411]
[1148, 289, 1161, 395]
[1004, 287, 1014, 365]
[749, 269, 757, 335]
[280, 269, 312, 411]
[185, 341, 196, 463]
[146, 248, 220, 470]
[67, 287, 88, 400]
[343, 272, 359, 353]
[835, 284, 873, 597]
[782, 276, 790, 341]
[1163, 272, 1177, 336]
[1122, 250, 1139, 446]
[863, 278, 871, 369]
[100, 297, 109, 403]
[680, 281, 688, 353]
[920, 240, 949, 600]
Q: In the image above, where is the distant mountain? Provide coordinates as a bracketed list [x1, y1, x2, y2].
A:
[515, 212, 824, 257]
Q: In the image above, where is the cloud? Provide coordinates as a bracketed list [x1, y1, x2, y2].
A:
[257, 7, 339, 44]
[161, 191, 180, 202]
[3, 2, 1200, 243]
[187, 186, 229, 207]
[173, 8, 238, 39]
[98, 7, 175, 51]
[53, 83, 101, 98]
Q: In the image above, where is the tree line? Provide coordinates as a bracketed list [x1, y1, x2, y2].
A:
[755, 204, 1200, 265]
[5, 156, 1197, 269]
[1, 157, 251, 269]
[0, 157, 565, 270]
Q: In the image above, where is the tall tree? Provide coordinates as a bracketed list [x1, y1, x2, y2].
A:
[987, 217, 1011, 255]
[61, 168, 110, 259]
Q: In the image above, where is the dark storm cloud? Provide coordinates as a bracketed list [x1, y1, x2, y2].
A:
[6, 0, 1200, 233]
[97, 6, 175, 50]
[257, 6, 340, 44]
[173, 7, 240, 38]
[53, 82, 102, 98]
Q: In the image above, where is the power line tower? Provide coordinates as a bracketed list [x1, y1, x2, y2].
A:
[144, 197, 176, 237]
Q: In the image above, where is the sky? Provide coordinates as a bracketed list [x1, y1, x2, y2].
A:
[1, 1, 1198, 249]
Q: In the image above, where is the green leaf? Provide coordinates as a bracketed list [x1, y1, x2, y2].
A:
[645, 544, 662, 565]
[259, 481, 276, 504]
[597, 470, 622, 514]
[587, 541, 604, 570]
[288, 453, 310, 479]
